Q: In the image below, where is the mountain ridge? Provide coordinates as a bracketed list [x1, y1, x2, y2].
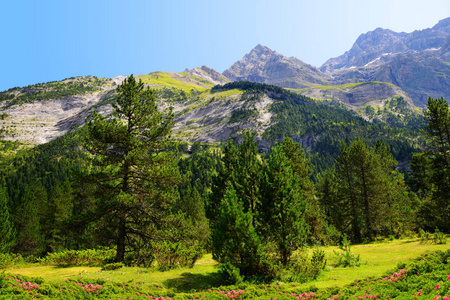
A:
[220, 18, 449, 107]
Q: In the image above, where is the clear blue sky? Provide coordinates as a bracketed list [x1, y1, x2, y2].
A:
[0, 0, 449, 91]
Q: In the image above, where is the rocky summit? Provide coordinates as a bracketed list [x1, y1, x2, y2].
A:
[223, 44, 330, 89]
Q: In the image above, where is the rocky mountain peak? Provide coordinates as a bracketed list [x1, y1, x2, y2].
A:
[320, 18, 449, 73]
[432, 17, 450, 33]
[223, 45, 329, 88]
[246, 44, 278, 58]
[184, 65, 228, 85]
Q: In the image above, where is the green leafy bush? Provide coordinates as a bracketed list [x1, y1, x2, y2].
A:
[433, 227, 447, 244]
[0, 253, 26, 269]
[101, 262, 124, 271]
[333, 235, 361, 267]
[153, 241, 205, 271]
[38, 248, 115, 266]
[279, 248, 327, 283]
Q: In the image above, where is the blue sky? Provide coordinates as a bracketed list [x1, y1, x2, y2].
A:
[0, 0, 449, 91]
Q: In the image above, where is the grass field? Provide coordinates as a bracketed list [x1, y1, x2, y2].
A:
[6, 237, 449, 296]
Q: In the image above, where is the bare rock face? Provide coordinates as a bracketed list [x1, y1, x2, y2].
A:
[300, 82, 414, 110]
[223, 44, 330, 88]
[0, 91, 113, 144]
[184, 66, 229, 85]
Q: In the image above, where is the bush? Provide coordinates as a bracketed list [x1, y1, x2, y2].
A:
[433, 227, 447, 244]
[38, 248, 115, 266]
[0, 253, 26, 269]
[101, 262, 124, 271]
[153, 241, 205, 271]
[279, 248, 327, 283]
[333, 235, 361, 267]
[218, 262, 244, 285]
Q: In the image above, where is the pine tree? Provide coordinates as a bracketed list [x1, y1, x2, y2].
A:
[261, 141, 308, 265]
[208, 132, 262, 226]
[0, 186, 15, 253]
[421, 97, 450, 230]
[83, 75, 182, 262]
[212, 187, 265, 280]
[329, 138, 412, 242]
[16, 182, 46, 256]
[48, 180, 74, 251]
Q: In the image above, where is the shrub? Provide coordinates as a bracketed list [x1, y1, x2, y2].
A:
[433, 227, 447, 244]
[333, 235, 361, 267]
[0, 253, 26, 269]
[38, 248, 115, 266]
[153, 240, 205, 271]
[101, 262, 124, 271]
[280, 248, 327, 283]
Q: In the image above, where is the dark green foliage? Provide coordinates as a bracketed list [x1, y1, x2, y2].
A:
[210, 133, 272, 281]
[408, 152, 434, 199]
[38, 248, 115, 266]
[212, 187, 271, 282]
[318, 138, 413, 243]
[101, 262, 124, 270]
[15, 181, 46, 256]
[213, 81, 421, 175]
[83, 74, 182, 263]
[229, 108, 258, 123]
[420, 97, 450, 231]
[0, 186, 15, 253]
[211, 134, 322, 281]
[153, 240, 205, 271]
[280, 249, 327, 283]
[260, 139, 309, 265]
[0, 131, 88, 254]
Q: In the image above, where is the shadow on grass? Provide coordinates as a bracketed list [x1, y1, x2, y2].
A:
[53, 264, 101, 269]
[399, 239, 420, 245]
[163, 271, 223, 292]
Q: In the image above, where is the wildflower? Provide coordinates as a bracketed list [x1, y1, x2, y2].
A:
[436, 284, 440, 291]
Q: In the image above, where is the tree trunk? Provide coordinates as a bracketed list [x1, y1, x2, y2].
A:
[115, 209, 126, 262]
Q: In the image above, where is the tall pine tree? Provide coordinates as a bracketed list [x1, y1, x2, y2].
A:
[261, 140, 309, 265]
[83, 75, 182, 263]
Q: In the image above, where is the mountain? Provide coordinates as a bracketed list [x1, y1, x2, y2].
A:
[223, 44, 330, 89]
[221, 18, 449, 107]
[4, 19, 449, 148]
[321, 17, 450, 106]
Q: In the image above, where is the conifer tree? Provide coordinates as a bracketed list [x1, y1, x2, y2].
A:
[422, 97, 450, 230]
[261, 141, 308, 265]
[83, 75, 182, 263]
[212, 187, 265, 280]
[0, 186, 15, 253]
[328, 138, 412, 242]
[16, 182, 46, 256]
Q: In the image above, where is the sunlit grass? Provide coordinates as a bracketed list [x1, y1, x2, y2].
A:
[310, 237, 450, 289]
[138, 72, 209, 93]
[6, 238, 450, 294]
[6, 265, 102, 282]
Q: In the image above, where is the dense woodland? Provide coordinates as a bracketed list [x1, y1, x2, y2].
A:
[0, 77, 449, 283]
